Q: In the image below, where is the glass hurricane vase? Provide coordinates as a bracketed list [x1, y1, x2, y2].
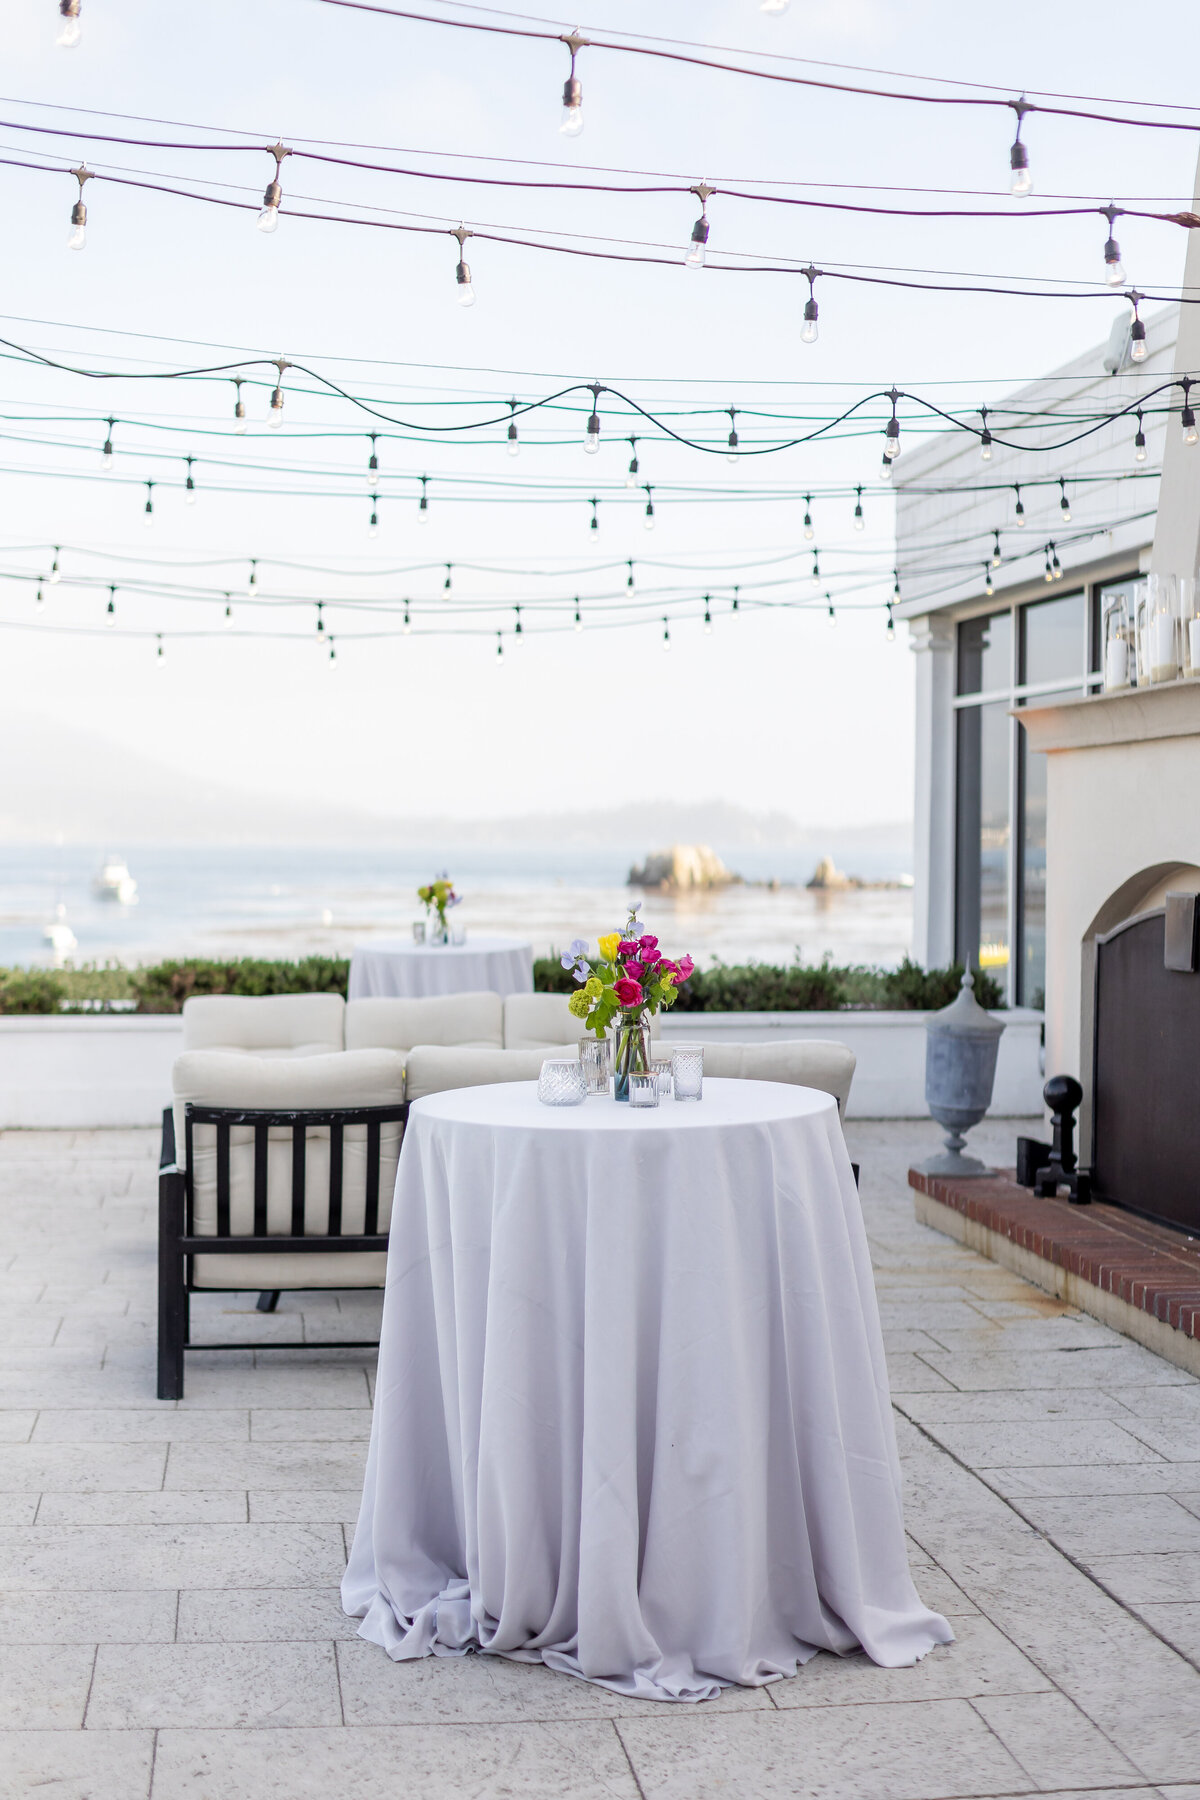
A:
[613, 1011, 652, 1102]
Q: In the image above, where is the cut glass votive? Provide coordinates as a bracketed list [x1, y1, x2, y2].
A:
[538, 1058, 587, 1106]
[580, 1037, 611, 1096]
[628, 1071, 659, 1108]
[412, 920, 426, 943]
[651, 1057, 674, 1096]
[672, 1047, 703, 1101]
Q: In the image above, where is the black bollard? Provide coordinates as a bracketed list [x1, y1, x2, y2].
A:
[1033, 1075, 1091, 1204]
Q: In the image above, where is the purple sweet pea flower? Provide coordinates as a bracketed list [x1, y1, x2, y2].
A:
[560, 937, 590, 974]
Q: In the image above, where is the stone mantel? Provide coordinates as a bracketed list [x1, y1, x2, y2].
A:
[1017, 680, 1200, 754]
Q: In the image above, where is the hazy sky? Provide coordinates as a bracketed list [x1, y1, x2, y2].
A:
[2, 0, 1194, 828]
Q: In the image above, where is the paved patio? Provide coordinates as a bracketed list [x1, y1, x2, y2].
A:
[2, 1117, 1200, 1799]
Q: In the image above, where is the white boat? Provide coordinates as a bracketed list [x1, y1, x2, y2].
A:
[43, 904, 78, 957]
[92, 853, 139, 905]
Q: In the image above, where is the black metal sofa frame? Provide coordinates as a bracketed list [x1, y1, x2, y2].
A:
[157, 1100, 406, 1400]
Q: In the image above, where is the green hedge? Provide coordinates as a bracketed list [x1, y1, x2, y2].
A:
[128, 957, 351, 1012]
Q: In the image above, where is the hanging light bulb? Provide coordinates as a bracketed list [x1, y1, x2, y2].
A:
[559, 31, 586, 136]
[811, 555, 820, 588]
[56, 0, 81, 48]
[184, 457, 196, 506]
[589, 498, 599, 532]
[403, 604, 411, 635]
[731, 586, 740, 614]
[367, 435, 379, 490]
[368, 505, 379, 539]
[1180, 378, 1199, 445]
[979, 405, 993, 460]
[1009, 97, 1033, 197]
[223, 597, 233, 628]
[886, 601, 896, 641]
[156, 635, 165, 668]
[1013, 485, 1026, 526]
[328, 637, 337, 667]
[315, 603, 325, 639]
[35, 585, 44, 612]
[1044, 546, 1054, 583]
[1101, 205, 1126, 287]
[232, 378, 248, 434]
[143, 482, 154, 527]
[992, 530, 1002, 567]
[803, 497, 814, 541]
[853, 485, 864, 531]
[444, 564, 453, 592]
[105, 586, 116, 626]
[584, 384, 602, 454]
[893, 571, 902, 606]
[685, 184, 713, 268]
[101, 419, 115, 471]
[574, 601, 582, 633]
[257, 142, 291, 233]
[827, 598, 836, 627]
[662, 616, 671, 652]
[1126, 289, 1148, 363]
[247, 559, 258, 594]
[66, 164, 91, 249]
[984, 564, 994, 597]
[883, 390, 902, 461]
[625, 438, 639, 488]
[800, 265, 819, 344]
[726, 408, 739, 463]
[703, 598, 712, 633]
[506, 402, 520, 458]
[1058, 478, 1071, 523]
[452, 226, 475, 306]
[514, 605, 523, 642]
[1134, 410, 1147, 463]
[643, 485, 655, 530]
[268, 359, 288, 429]
[1052, 544, 1063, 580]
[49, 550, 61, 585]
[627, 561, 636, 591]
[880, 451, 892, 483]
[417, 476, 429, 523]
[496, 631, 504, 662]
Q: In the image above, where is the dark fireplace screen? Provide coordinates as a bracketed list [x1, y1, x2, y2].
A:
[1091, 900, 1200, 1234]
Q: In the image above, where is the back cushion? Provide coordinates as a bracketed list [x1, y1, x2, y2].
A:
[503, 991, 584, 1050]
[649, 1038, 857, 1116]
[405, 1044, 579, 1103]
[345, 992, 503, 1053]
[182, 993, 345, 1057]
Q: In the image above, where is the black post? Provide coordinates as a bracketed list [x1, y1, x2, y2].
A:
[1034, 1075, 1091, 1204]
[157, 1164, 187, 1400]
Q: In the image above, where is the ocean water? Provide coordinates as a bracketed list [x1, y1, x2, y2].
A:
[0, 843, 913, 972]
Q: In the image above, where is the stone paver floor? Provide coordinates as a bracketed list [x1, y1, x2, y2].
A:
[2, 1118, 1200, 1799]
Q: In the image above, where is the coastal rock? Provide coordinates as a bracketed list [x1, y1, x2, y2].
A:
[628, 843, 736, 892]
[807, 856, 857, 891]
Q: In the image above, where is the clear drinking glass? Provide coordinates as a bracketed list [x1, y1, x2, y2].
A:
[672, 1047, 704, 1101]
[580, 1037, 611, 1096]
[450, 923, 466, 946]
[537, 1058, 587, 1106]
[628, 1070, 659, 1108]
[411, 920, 426, 944]
[651, 1057, 674, 1096]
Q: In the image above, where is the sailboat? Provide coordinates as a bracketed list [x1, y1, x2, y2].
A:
[92, 854, 139, 905]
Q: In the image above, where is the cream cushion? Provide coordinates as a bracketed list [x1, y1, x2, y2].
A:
[650, 1038, 856, 1117]
[345, 992, 503, 1053]
[172, 1048, 405, 1290]
[404, 1044, 580, 1104]
[503, 991, 584, 1050]
[182, 993, 345, 1058]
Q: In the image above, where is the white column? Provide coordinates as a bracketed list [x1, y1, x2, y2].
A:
[1150, 143, 1200, 578]
[909, 613, 957, 968]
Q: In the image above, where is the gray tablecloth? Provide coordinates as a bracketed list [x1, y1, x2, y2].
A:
[347, 935, 533, 1000]
[343, 1078, 951, 1701]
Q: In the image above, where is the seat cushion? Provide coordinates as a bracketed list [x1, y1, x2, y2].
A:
[172, 1048, 404, 1291]
[650, 1038, 856, 1115]
[182, 993, 345, 1056]
[345, 992, 504, 1052]
[503, 991, 584, 1050]
[404, 1044, 580, 1103]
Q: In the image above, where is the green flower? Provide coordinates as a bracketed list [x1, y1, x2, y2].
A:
[567, 990, 592, 1020]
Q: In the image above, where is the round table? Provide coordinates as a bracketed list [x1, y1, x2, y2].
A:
[347, 934, 533, 1001]
[342, 1078, 951, 1702]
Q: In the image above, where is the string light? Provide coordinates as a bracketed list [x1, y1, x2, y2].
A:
[801, 266, 819, 344]
[316, 602, 325, 638]
[703, 597, 712, 633]
[625, 437, 639, 487]
[101, 419, 115, 471]
[452, 225, 475, 306]
[1052, 543, 1063, 579]
[1129, 290, 1148, 363]
[984, 564, 994, 596]
[662, 616, 670, 651]
[35, 585, 45, 612]
[992, 529, 1002, 566]
[142, 481, 154, 526]
[444, 563, 453, 591]
[496, 630, 503, 661]
[403, 603, 411, 634]
[626, 560, 635, 589]
[56, 0, 81, 49]
[1058, 478, 1071, 522]
[506, 402, 519, 457]
[49, 550, 61, 585]
[1013, 484, 1026, 526]
[589, 497, 599, 531]
[258, 143, 291, 234]
[1043, 545, 1054, 582]
[685, 183, 713, 269]
[368, 502, 379, 538]
[882, 388, 901, 461]
[584, 384, 602, 454]
[223, 595, 233, 627]
[559, 30, 586, 137]
[232, 378, 248, 434]
[643, 484, 655, 530]
[269, 359, 288, 428]
[1101, 205, 1126, 286]
[893, 570, 902, 604]
[67, 163, 91, 250]
[803, 496, 814, 541]
[726, 408, 739, 463]
[248, 559, 258, 593]
[156, 634, 165, 667]
[886, 600, 896, 641]
[105, 585, 116, 627]
[328, 635, 337, 666]
[979, 405, 993, 461]
[514, 604, 523, 641]
[417, 475, 429, 522]
[1009, 97, 1033, 197]
[827, 597, 836, 626]
[1182, 376, 1199, 446]
[574, 600, 582, 632]
[367, 434, 380, 489]
[184, 457, 196, 505]
[1134, 408, 1147, 462]
[853, 485, 864, 531]
[811, 554, 820, 588]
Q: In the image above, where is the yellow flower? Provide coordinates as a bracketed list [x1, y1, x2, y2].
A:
[597, 932, 621, 962]
[567, 990, 592, 1020]
[584, 976, 603, 999]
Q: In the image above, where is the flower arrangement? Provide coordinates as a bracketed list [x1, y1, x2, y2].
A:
[562, 908, 695, 1097]
[417, 874, 460, 941]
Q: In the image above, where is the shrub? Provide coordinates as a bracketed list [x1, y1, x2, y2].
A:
[0, 968, 67, 1014]
[129, 957, 350, 1013]
[536, 953, 1005, 1012]
[876, 956, 1004, 1012]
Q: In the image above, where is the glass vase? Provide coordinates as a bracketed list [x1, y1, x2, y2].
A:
[613, 1012, 651, 1102]
[426, 914, 449, 946]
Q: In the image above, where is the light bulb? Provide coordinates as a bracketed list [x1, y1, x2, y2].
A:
[1130, 317, 1147, 362]
[417, 496, 429, 524]
[368, 511, 379, 539]
[625, 453, 639, 488]
[883, 418, 901, 460]
[1186, 417, 1199, 447]
[186, 486, 196, 506]
[980, 434, 993, 462]
[853, 494, 864, 531]
[102, 443, 113, 472]
[56, 0, 81, 49]
[234, 402, 247, 435]
[257, 203, 279, 234]
[992, 540, 1002, 568]
[223, 603, 233, 628]
[269, 388, 284, 428]
[403, 609, 411, 635]
[574, 607, 582, 632]
[49, 557, 61, 584]
[1060, 499, 1071, 523]
[584, 413, 600, 454]
[626, 562, 635, 590]
[984, 569, 994, 597]
[1104, 245, 1126, 287]
[644, 504, 655, 531]
[685, 215, 709, 269]
[367, 450, 379, 490]
[803, 511, 814, 541]
[726, 427, 738, 464]
[662, 620, 670, 651]
[156, 638, 165, 667]
[801, 296, 819, 344]
[1015, 501, 1025, 526]
[507, 422, 519, 457]
[880, 455, 892, 483]
[1134, 430, 1147, 463]
[827, 603, 836, 627]
[105, 599, 115, 627]
[36, 586, 44, 611]
[67, 211, 86, 252]
[560, 74, 583, 137]
[456, 260, 475, 306]
[1010, 139, 1032, 197]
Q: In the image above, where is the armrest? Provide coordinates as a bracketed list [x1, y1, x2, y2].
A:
[160, 1104, 177, 1173]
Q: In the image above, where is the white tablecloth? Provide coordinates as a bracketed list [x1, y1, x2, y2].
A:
[347, 935, 533, 1001]
[343, 1078, 951, 1702]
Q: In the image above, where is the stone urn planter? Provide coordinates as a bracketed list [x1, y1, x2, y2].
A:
[921, 971, 1006, 1176]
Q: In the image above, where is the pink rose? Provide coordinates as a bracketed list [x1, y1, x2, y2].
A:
[624, 960, 645, 982]
[658, 959, 678, 980]
[638, 935, 659, 954]
[617, 939, 639, 958]
[613, 977, 644, 1007]
[674, 955, 695, 984]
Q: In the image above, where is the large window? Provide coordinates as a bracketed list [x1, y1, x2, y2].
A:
[955, 584, 1103, 1005]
